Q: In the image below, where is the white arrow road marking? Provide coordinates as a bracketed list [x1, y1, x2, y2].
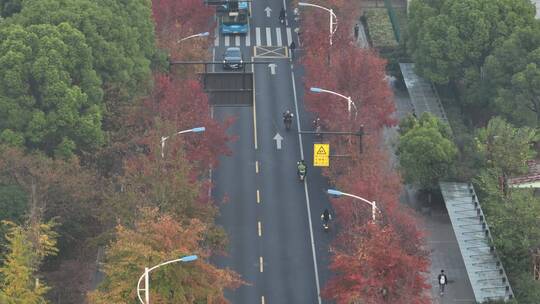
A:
[273, 133, 283, 150]
[268, 63, 277, 75]
[264, 6, 272, 18]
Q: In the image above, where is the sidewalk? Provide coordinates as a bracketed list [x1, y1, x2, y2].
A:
[385, 79, 476, 303]
[404, 186, 476, 303]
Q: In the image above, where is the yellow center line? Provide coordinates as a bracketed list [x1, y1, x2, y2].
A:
[258, 221, 262, 237]
[255, 160, 259, 173]
[256, 190, 260, 203]
[259, 256, 264, 272]
[252, 55, 258, 150]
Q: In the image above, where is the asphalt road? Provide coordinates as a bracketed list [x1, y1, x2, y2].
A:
[212, 0, 335, 303]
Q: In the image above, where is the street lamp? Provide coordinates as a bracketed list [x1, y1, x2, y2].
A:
[327, 189, 378, 222]
[161, 127, 205, 158]
[136, 255, 198, 304]
[298, 2, 337, 46]
[310, 87, 358, 119]
[177, 31, 210, 43]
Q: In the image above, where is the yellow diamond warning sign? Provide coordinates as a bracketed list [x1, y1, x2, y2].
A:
[313, 144, 330, 167]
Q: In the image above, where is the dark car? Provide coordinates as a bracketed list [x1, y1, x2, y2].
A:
[222, 47, 243, 70]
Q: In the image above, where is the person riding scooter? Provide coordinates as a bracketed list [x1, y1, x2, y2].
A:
[321, 208, 332, 231]
[279, 7, 286, 24]
[283, 110, 294, 130]
[297, 160, 307, 181]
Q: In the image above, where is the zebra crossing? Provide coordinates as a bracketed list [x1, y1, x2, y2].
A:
[215, 27, 294, 47]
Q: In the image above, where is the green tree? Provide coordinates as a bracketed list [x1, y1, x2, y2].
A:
[0, 0, 22, 17]
[474, 169, 540, 303]
[88, 208, 243, 304]
[476, 117, 537, 176]
[0, 185, 27, 223]
[0, 23, 104, 157]
[0, 221, 58, 304]
[483, 21, 540, 127]
[397, 113, 457, 189]
[408, 0, 535, 85]
[0, 0, 157, 155]
[10, 0, 156, 103]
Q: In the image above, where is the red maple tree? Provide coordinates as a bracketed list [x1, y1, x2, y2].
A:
[297, 2, 432, 303]
[137, 73, 234, 167]
[323, 223, 430, 304]
[152, 0, 214, 40]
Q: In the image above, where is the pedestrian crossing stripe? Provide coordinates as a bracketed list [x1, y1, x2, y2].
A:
[254, 46, 288, 58]
[215, 27, 295, 47]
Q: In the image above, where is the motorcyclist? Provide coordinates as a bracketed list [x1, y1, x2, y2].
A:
[297, 160, 307, 178]
[279, 7, 286, 23]
[312, 116, 320, 129]
[321, 208, 331, 223]
[283, 110, 294, 129]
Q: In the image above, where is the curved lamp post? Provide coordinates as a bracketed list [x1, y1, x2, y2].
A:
[298, 2, 337, 46]
[327, 189, 378, 222]
[161, 127, 205, 158]
[177, 31, 210, 43]
[136, 255, 198, 304]
[310, 87, 358, 119]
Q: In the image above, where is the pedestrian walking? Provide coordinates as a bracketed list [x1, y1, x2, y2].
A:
[438, 269, 448, 296]
[289, 41, 296, 60]
[354, 23, 360, 40]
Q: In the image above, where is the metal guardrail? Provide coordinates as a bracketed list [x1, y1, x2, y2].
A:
[440, 182, 514, 302]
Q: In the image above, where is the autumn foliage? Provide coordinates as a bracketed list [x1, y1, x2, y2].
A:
[152, 0, 214, 45]
[131, 73, 234, 168]
[298, 1, 430, 302]
[88, 208, 243, 304]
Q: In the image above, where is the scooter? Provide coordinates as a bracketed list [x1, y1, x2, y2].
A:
[322, 220, 329, 232]
[321, 213, 331, 232]
[297, 168, 306, 181]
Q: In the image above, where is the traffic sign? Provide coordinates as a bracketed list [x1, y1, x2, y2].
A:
[313, 144, 330, 167]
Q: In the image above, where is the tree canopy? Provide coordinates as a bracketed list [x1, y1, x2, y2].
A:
[483, 21, 540, 127]
[475, 117, 537, 176]
[397, 113, 457, 189]
[0, 221, 58, 304]
[408, 0, 536, 84]
[0, 23, 104, 156]
[88, 208, 243, 304]
[0, 0, 156, 156]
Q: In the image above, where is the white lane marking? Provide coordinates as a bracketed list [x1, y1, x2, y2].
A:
[255, 160, 259, 173]
[261, 296, 265, 304]
[258, 221, 262, 236]
[259, 256, 264, 272]
[235, 35, 241, 46]
[291, 68, 322, 304]
[265, 27, 272, 46]
[256, 27, 261, 46]
[256, 189, 260, 203]
[224, 35, 230, 47]
[286, 27, 292, 46]
[276, 28, 283, 46]
[246, 29, 251, 47]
